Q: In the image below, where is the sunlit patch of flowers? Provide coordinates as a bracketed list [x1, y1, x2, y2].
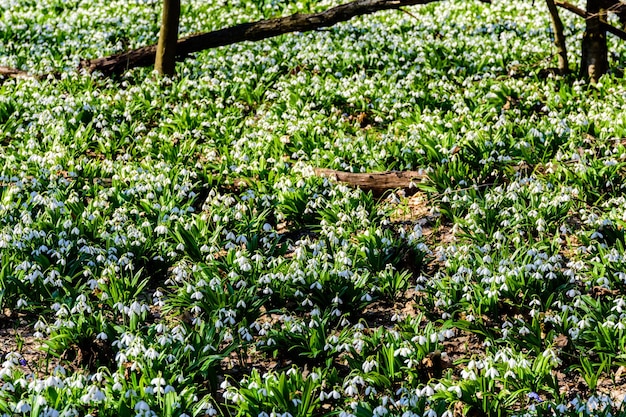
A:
[3, 0, 626, 415]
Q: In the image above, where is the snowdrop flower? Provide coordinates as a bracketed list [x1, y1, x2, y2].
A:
[373, 405, 388, 416]
[424, 409, 437, 417]
[420, 385, 435, 397]
[13, 400, 31, 413]
[484, 367, 499, 379]
[448, 385, 462, 398]
[80, 386, 106, 403]
[154, 225, 168, 235]
[362, 359, 378, 373]
[135, 401, 150, 411]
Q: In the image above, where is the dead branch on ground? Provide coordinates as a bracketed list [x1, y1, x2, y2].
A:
[79, 0, 438, 75]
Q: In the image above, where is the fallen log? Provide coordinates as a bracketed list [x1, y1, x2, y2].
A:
[0, 66, 36, 80]
[314, 168, 426, 196]
[207, 169, 427, 198]
[79, 0, 437, 75]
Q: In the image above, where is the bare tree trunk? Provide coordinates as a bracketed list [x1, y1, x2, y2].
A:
[546, 0, 569, 74]
[155, 0, 181, 76]
[580, 0, 608, 82]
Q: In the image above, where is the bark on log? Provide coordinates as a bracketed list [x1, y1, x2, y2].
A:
[79, 0, 438, 76]
[314, 168, 426, 196]
[0, 66, 36, 80]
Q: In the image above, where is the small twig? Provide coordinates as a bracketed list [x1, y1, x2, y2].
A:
[398, 7, 420, 20]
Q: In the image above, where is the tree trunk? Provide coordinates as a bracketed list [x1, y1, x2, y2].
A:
[580, 0, 608, 82]
[155, 0, 181, 76]
[546, 0, 569, 74]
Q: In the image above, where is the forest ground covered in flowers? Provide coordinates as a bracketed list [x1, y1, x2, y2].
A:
[2, 0, 626, 416]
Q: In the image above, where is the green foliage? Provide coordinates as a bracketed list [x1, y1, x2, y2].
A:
[2, 0, 626, 415]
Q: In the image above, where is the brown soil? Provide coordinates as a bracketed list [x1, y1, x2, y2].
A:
[0, 310, 60, 376]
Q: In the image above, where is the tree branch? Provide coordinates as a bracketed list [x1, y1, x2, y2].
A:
[79, 0, 439, 75]
[556, 0, 626, 40]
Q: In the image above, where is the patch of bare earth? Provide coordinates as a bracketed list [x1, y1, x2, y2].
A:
[390, 191, 455, 245]
[0, 309, 60, 375]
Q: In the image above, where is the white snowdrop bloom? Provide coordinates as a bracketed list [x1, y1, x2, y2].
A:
[154, 225, 168, 235]
[485, 367, 500, 379]
[144, 348, 158, 360]
[135, 400, 150, 411]
[14, 400, 31, 413]
[40, 407, 59, 417]
[362, 359, 378, 373]
[424, 409, 437, 417]
[461, 368, 476, 380]
[373, 406, 388, 416]
[448, 385, 462, 398]
[413, 335, 427, 345]
[80, 386, 106, 403]
[394, 347, 412, 357]
[151, 377, 166, 387]
[586, 395, 600, 411]
[420, 385, 435, 397]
